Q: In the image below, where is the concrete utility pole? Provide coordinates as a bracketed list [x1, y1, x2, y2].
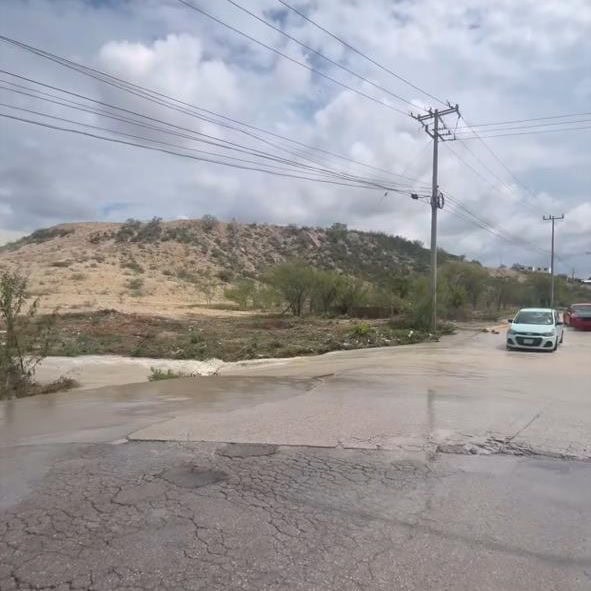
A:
[543, 214, 565, 308]
[411, 104, 460, 332]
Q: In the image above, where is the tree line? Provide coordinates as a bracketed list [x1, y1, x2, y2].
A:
[225, 260, 591, 327]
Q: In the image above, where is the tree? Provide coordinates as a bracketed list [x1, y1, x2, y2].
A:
[310, 270, 343, 315]
[525, 273, 552, 307]
[0, 271, 54, 399]
[224, 280, 256, 309]
[334, 276, 368, 315]
[441, 261, 489, 309]
[265, 262, 316, 316]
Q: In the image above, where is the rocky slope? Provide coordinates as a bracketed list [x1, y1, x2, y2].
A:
[0, 217, 450, 316]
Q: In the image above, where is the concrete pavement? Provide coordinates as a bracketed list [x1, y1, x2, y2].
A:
[132, 328, 591, 458]
[2, 327, 591, 590]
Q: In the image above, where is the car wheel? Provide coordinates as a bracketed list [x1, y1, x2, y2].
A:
[552, 340, 558, 352]
[560, 333, 564, 344]
[506, 345, 514, 351]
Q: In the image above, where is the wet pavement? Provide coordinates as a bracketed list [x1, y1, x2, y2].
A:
[2, 328, 591, 589]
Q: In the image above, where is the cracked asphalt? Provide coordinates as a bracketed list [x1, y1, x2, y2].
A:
[2, 329, 591, 589]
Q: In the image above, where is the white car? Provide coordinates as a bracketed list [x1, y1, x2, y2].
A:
[506, 308, 564, 352]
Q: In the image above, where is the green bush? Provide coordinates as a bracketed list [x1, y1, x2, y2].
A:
[121, 258, 144, 273]
[0, 271, 56, 399]
[115, 218, 142, 242]
[149, 367, 193, 381]
[126, 277, 144, 291]
[349, 322, 373, 337]
[224, 280, 256, 309]
[265, 262, 316, 316]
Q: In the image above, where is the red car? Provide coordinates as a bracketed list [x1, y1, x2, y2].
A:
[564, 303, 591, 330]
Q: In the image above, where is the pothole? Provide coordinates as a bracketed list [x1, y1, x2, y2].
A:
[160, 466, 228, 488]
[217, 443, 278, 458]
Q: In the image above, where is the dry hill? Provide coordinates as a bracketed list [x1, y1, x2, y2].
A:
[0, 217, 446, 317]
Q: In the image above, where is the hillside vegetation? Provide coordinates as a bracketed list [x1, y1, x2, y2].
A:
[1, 216, 588, 324]
[0, 217, 452, 316]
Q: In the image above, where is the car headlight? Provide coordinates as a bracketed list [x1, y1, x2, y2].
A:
[507, 329, 516, 335]
[542, 330, 555, 336]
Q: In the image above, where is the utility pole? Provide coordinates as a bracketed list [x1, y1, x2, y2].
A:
[543, 214, 565, 308]
[411, 103, 460, 332]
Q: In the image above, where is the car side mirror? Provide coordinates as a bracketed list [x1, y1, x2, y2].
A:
[556, 321, 564, 326]
[507, 319, 513, 323]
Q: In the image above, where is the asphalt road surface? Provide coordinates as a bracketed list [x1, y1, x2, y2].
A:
[2, 328, 591, 590]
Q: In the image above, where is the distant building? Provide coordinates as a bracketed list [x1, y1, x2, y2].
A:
[511, 263, 549, 274]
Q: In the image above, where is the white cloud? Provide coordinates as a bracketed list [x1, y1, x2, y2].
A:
[0, 0, 590, 275]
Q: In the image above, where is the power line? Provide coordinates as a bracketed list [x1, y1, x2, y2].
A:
[222, 0, 417, 108]
[455, 123, 591, 140]
[444, 194, 549, 256]
[0, 93, 421, 193]
[0, 78, 380, 184]
[0, 110, 414, 192]
[173, 0, 411, 116]
[455, 117, 591, 134]
[444, 141, 540, 217]
[457, 114, 541, 210]
[275, 0, 447, 107]
[458, 110, 591, 129]
[0, 37, 425, 186]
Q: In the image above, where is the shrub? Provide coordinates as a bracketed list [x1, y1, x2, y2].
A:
[0, 271, 56, 399]
[201, 214, 218, 232]
[126, 277, 144, 291]
[115, 218, 142, 242]
[33, 376, 80, 395]
[149, 367, 194, 381]
[217, 269, 233, 283]
[121, 258, 144, 273]
[26, 227, 74, 244]
[349, 322, 373, 337]
[133, 217, 162, 243]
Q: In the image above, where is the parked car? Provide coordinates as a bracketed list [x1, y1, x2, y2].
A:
[506, 308, 564, 352]
[564, 303, 591, 330]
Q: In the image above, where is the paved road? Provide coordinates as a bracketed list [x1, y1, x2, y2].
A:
[2, 328, 591, 589]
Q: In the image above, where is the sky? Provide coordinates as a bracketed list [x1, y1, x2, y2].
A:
[1, 0, 591, 276]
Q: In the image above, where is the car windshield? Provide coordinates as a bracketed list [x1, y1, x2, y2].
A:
[514, 311, 554, 325]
